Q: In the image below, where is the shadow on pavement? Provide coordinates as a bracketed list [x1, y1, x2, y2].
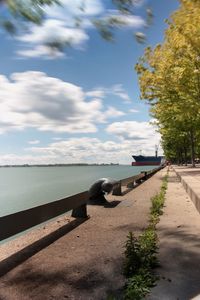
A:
[174, 166, 200, 178]
[0, 255, 124, 300]
[0, 218, 88, 277]
[103, 200, 121, 208]
[150, 225, 200, 300]
[88, 197, 121, 208]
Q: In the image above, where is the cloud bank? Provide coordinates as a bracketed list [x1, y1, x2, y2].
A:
[0, 119, 161, 165]
[0, 71, 125, 134]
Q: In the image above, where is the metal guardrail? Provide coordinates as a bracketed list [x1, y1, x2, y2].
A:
[0, 191, 89, 241]
[0, 165, 164, 242]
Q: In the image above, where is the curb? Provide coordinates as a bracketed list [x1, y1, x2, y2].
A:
[173, 167, 200, 214]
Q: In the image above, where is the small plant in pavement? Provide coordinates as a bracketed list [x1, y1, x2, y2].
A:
[123, 173, 168, 300]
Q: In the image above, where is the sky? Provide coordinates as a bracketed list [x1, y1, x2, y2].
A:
[0, 0, 179, 165]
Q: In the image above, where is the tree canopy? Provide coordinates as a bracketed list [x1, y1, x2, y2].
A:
[136, 0, 200, 166]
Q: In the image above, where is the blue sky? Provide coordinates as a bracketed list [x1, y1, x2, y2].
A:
[0, 0, 179, 165]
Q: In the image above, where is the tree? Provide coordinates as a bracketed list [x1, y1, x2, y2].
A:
[135, 0, 200, 166]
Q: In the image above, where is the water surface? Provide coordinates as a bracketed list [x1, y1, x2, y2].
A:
[0, 165, 154, 216]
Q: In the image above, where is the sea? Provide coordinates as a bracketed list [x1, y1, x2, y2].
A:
[0, 165, 155, 217]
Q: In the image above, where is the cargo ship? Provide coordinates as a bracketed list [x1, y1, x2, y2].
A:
[132, 145, 163, 166]
[131, 155, 162, 166]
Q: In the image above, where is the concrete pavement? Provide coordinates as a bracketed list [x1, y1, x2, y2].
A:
[174, 165, 200, 214]
[148, 166, 200, 300]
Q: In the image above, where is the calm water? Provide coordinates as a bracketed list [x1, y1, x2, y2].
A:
[0, 165, 154, 217]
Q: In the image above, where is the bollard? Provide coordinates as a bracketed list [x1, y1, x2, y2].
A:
[88, 178, 119, 204]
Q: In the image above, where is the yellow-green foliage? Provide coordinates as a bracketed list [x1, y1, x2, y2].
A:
[136, 0, 200, 164]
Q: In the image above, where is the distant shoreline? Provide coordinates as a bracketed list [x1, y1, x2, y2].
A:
[0, 163, 120, 168]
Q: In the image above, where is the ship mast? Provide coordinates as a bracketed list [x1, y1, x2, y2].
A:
[155, 143, 160, 157]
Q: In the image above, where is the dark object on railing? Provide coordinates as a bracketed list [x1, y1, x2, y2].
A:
[89, 178, 119, 204]
[0, 191, 89, 242]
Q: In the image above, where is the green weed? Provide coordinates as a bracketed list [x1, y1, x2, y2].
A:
[125, 270, 156, 300]
[123, 172, 168, 300]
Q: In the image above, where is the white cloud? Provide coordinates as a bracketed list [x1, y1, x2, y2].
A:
[104, 106, 125, 119]
[0, 124, 162, 165]
[86, 84, 132, 103]
[45, 0, 104, 20]
[24, 137, 137, 165]
[129, 108, 139, 113]
[86, 89, 106, 98]
[117, 15, 145, 28]
[28, 140, 40, 145]
[106, 121, 159, 140]
[106, 121, 162, 156]
[16, 45, 65, 59]
[0, 71, 99, 133]
[52, 137, 63, 141]
[17, 20, 89, 58]
[111, 84, 132, 103]
[18, 20, 89, 47]
[21, 127, 161, 165]
[0, 71, 124, 134]
[104, 12, 145, 28]
[133, 0, 148, 8]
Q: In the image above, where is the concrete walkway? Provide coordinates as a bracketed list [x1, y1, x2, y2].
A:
[0, 169, 164, 300]
[174, 165, 200, 214]
[148, 166, 200, 300]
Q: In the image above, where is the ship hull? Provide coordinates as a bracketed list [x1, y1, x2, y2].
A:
[132, 161, 161, 166]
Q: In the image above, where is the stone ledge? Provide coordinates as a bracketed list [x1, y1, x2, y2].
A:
[173, 166, 200, 214]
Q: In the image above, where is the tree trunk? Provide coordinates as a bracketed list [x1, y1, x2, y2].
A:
[183, 146, 187, 165]
[183, 137, 188, 165]
[190, 129, 195, 167]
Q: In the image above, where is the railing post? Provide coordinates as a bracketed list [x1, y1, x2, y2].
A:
[112, 181, 122, 196]
[141, 171, 147, 180]
[127, 181, 135, 188]
[71, 204, 88, 218]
